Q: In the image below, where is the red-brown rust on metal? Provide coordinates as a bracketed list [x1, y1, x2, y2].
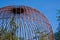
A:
[0, 5, 54, 40]
[32, 8, 55, 40]
[2, 6, 29, 15]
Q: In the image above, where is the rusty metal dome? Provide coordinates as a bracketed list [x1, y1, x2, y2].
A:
[0, 5, 54, 40]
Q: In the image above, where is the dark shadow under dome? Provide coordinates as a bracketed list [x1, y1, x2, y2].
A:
[12, 7, 24, 14]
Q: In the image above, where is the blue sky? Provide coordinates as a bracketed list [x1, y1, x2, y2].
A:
[0, 0, 60, 32]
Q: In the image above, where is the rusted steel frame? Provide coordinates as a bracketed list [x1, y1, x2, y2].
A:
[28, 7, 35, 40]
[24, 6, 50, 25]
[26, 6, 35, 40]
[14, 7, 17, 40]
[25, 6, 31, 40]
[33, 8, 54, 40]
[9, 7, 13, 40]
[0, 5, 54, 40]
[32, 8, 49, 24]
[26, 6, 32, 40]
[48, 24, 54, 40]
[24, 5, 52, 40]
[23, 6, 27, 40]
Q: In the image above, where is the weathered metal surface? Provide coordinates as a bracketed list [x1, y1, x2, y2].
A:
[0, 5, 54, 40]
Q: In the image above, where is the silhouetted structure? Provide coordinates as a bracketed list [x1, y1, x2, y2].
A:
[0, 5, 54, 40]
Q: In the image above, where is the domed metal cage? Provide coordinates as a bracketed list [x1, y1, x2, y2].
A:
[0, 5, 54, 40]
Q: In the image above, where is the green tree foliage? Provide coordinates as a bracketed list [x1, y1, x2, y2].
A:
[0, 17, 18, 40]
[34, 27, 50, 40]
[9, 17, 18, 40]
[54, 10, 60, 40]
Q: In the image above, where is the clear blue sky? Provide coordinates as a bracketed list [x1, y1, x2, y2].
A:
[0, 0, 60, 32]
